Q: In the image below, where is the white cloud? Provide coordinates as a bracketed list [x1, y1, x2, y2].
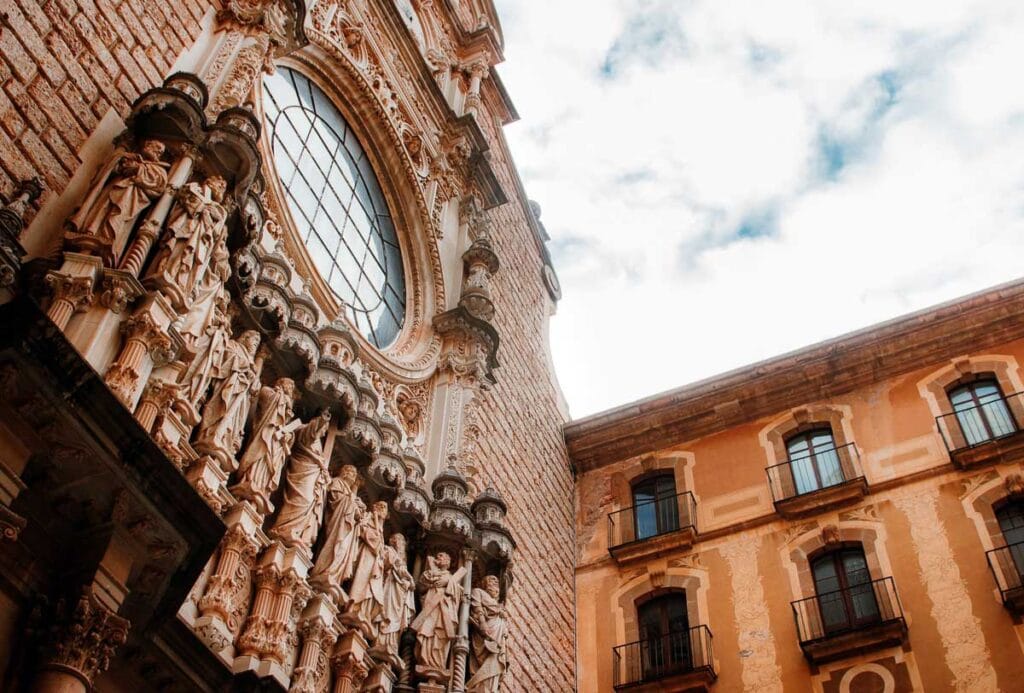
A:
[494, 0, 1024, 417]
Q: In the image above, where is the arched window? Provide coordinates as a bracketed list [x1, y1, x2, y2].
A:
[785, 427, 843, 495]
[811, 546, 879, 635]
[262, 67, 406, 348]
[997, 501, 1024, 576]
[637, 592, 690, 678]
[632, 475, 678, 541]
[948, 378, 1017, 446]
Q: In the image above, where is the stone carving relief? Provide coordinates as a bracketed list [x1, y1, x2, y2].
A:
[269, 410, 332, 550]
[231, 377, 301, 514]
[719, 535, 783, 693]
[370, 533, 415, 668]
[194, 330, 263, 470]
[466, 574, 507, 692]
[310, 465, 364, 603]
[893, 490, 997, 690]
[411, 550, 466, 682]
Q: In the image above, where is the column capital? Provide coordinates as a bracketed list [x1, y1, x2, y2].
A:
[37, 586, 130, 688]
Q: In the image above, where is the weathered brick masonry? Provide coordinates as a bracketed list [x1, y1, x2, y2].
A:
[0, 0, 209, 205]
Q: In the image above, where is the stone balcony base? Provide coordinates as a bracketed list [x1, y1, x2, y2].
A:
[609, 526, 698, 565]
[800, 618, 908, 665]
[1002, 585, 1024, 618]
[951, 431, 1024, 470]
[774, 478, 869, 519]
[614, 666, 717, 692]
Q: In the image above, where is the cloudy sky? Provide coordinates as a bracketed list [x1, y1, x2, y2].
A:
[492, 0, 1024, 419]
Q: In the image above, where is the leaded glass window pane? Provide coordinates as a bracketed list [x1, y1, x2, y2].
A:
[263, 67, 406, 348]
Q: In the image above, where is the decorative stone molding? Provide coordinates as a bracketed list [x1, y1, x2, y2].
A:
[0, 177, 42, 296]
[45, 252, 103, 330]
[36, 586, 130, 689]
[434, 306, 499, 387]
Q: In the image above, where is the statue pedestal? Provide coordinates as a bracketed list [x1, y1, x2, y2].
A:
[65, 269, 143, 373]
[363, 663, 396, 693]
[416, 682, 445, 693]
[186, 455, 232, 515]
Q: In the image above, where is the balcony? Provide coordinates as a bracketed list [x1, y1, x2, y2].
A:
[987, 541, 1024, 616]
[791, 577, 907, 665]
[936, 392, 1024, 469]
[613, 625, 716, 691]
[767, 442, 868, 518]
[608, 491, 698, 564]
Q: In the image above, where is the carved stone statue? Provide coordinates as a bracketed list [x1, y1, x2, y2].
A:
[268, 410, 332, 552]
[230, 377, 301, 514]
[146, 175, 228, 310]
[193, 330, 261, 469]
[67, 139, 168, 264]
[310, 465, 363, 603]
[410, 551, 466, 681]
[370, 532, 415, 668]
[342, 500, 388, 638]
[179, 289, 230, 408]
[466, 575, 508, 693]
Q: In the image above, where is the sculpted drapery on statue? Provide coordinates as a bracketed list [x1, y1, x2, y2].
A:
[411, 550, 466, 681]
[466, 575, 508, 693]
[145, 175, 229, 311]
[343, 500, 388, 638]
[66, 139, 169, 264]
[194, 329, 261, 469]
[179, 290, 230, 408]
[371, 532, 415, 667]
[269, 409, 332, 551]
[230, 376, 301, 514]
[310, 465, 363, 603]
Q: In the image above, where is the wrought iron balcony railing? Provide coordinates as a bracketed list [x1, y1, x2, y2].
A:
[936, 391, 1024, 454]
[791, 576, 904, 645]
[767, 442, 863, 504]
[612, 625, 715, 689]
[607, 491, 697, 551]
[986, 541, 1024, 607]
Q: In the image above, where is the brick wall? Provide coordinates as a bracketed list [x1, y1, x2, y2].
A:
[0, 0, 210, 207]
[474, 105, 577, 690]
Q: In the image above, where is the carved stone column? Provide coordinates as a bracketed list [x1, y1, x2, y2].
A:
[449, 549, 475, 693]
[195, 502, 266, 651]
[44, 252, 103, 331]
[236, 541, 313, 687]
[31, 587, 130, 693]
[462, 59, 489, 117]
[331, 630, 370, 693]
[103, 293, 183, 410]
[118, 146, 199, 279]
[288, 595, 339, 693]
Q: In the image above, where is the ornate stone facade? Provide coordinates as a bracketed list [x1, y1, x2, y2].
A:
[0, 1, 572, 691]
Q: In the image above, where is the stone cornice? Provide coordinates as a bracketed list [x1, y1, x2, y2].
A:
[565, 278, 1024, 473]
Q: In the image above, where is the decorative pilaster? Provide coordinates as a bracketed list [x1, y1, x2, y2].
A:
[32, 587, 130, 693]
[236, 541, 313, 687]
[289, 595, 338, 693]
[331, 630, 370, 693]
[104, 294, 183, 410]
[195, 502, 265, 651]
